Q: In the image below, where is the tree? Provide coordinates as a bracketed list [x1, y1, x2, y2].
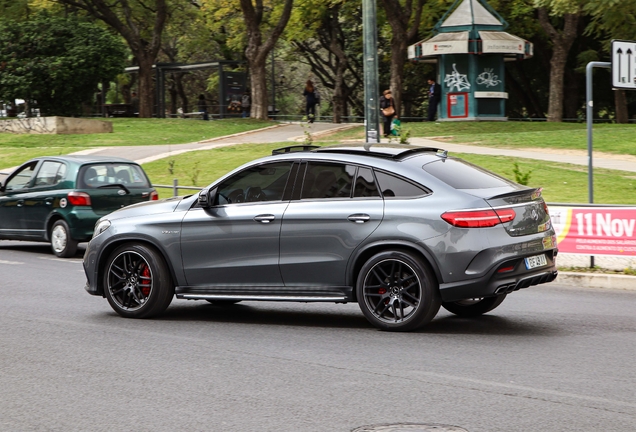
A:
[379, 0, 425, 115]
[536, 0, 583, 122]
[240, 0, 294, 119]
[291, 0, 364, 122]
[54, 0, 172, 118]
[0, 12, 126, 116]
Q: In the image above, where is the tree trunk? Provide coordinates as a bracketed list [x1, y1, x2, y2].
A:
[538, 8, 580, 122]
[137, 57, 155, 118]
[329, 7, 348, 124]
[249, 62, 268, 119]
[380, 0, 424, 116]
[240, 0, 294, 120]
[615, 89, 628, 123]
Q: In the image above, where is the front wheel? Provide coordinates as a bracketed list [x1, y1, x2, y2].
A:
[50, 219, 78, 258]
[442, 294, 507, 317]
[103, 243, 174, 318]
[356, 250, 441, 332]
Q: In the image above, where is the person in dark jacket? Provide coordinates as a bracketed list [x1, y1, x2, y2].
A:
[427, 78, 440, 121]
[303, 80, 317, 123]
[380, 89, 396, 137]
[197, 94, 209, 121]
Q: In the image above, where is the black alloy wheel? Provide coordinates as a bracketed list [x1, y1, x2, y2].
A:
[356, 250, 440, 331]
[104, 243, 174, 318]
[441, 294, 507, 317]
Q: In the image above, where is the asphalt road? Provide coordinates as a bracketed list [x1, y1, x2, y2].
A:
[1, 240, 635, 432]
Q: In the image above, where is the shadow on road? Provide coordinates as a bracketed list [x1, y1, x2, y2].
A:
[114, 301, 561, 336]
[157, 302, 372, 330]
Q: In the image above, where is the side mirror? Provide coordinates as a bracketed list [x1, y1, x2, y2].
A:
[198, 187, 216, 208]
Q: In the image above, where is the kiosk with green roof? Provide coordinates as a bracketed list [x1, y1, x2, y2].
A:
[408, 0, 533, 121]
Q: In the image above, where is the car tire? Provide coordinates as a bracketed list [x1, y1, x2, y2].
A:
[103, 243, 174, 318]
[356, 250, 441, 332]
[50, 219, 78, 258]
[441, 294, 507, 317]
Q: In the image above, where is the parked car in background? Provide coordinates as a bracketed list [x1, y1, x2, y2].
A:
[83, 144, 558, 331]
[0, 155, 157, 257]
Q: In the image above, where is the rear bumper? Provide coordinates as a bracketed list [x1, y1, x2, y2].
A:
[439, 251, 558, 302]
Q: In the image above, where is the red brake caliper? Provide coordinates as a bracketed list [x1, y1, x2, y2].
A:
[139, 265, 151, 296]
[379, 288, 388, 304]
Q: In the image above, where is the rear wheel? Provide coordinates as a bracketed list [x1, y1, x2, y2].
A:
[50, 219, 78, 258]
[103, 243, 174, 318]
[442, 294, 507, 317]
[356, 250, 440, 332]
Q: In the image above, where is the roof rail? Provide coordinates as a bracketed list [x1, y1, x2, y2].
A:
[272, 145, 321, 155]
[315, 145, 445, 160]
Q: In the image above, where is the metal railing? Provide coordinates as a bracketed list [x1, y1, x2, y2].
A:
[154, 179, 202, 197]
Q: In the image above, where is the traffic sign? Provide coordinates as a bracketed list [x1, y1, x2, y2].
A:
[612, 40, 636, 89]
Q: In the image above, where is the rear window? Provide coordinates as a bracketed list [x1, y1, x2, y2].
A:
[374, 171, 428, 198]
[422, 158, 515, 189]
[78, 164, 150, 189]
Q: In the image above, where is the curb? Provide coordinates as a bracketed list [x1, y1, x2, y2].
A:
[555, 271, 636, 291]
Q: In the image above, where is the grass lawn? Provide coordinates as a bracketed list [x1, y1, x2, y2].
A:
[0, 117, 273, 169]
[143, 142, 636, 204]
[316, 122, 636, 156]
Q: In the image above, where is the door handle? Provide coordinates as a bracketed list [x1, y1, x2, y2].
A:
[16, 199, 24, 207]
[45, 197, 54, 205]
[348, 214, 370, 223]
[254, 214, 275, 224]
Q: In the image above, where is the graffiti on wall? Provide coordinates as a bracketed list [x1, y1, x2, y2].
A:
[476, 68, 502, 88]
[444, 63, 471, 92]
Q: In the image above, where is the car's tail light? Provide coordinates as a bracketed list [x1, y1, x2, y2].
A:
[441, 208, 516, 228]
[149, 189, 159, 201]
[67, 191, 91, 206]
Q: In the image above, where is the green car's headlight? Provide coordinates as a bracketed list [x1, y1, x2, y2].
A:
[92, 219, 111, 239]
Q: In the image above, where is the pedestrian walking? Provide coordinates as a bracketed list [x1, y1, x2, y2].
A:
[303, 80, 318, 123]
[380, 89, 396, 138]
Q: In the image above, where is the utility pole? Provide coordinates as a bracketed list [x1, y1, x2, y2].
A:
[362, 0, 380, 143]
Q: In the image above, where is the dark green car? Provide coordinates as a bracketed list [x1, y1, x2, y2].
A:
[0, 155, 157, 257]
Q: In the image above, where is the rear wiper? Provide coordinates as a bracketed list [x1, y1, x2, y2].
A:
[97, 183, 130, 194]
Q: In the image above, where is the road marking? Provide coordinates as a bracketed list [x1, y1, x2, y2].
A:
[38, 257, 83, 263]
[0, 259, 24, 265]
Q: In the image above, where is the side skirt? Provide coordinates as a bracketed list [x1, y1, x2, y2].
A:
[175, 285, 354, 303]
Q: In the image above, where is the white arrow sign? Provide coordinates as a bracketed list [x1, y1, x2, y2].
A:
[612, 40, 636, 90]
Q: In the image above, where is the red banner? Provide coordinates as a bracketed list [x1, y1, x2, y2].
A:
[550, 206, 636, 256]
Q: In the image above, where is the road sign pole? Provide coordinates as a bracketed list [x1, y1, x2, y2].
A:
[586, 61, 611, 268]
[362, 0, 380, 143]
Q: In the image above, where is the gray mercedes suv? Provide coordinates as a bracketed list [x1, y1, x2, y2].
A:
[83, 144, 557, 331]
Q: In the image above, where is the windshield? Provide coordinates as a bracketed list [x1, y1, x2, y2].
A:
[78, 163, 150, 189]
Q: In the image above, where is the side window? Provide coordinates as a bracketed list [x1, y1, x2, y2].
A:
[34, 161, 66, 187]
[353, 167, 380, 198]
[374, 170, 428, 198]
[216, 162, 293, 205]
[301, 162, 355, 199]
[4, 162, 37, 191]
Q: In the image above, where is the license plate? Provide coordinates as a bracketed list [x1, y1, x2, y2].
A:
[525, 254, 547, 270]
